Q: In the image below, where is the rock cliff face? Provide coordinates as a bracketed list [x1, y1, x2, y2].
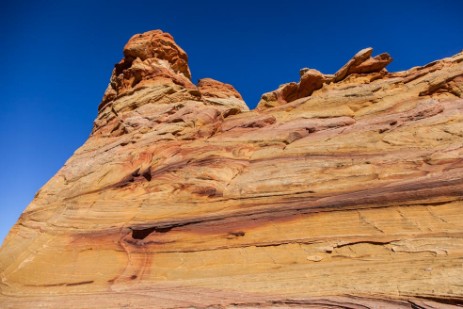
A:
[1, 30, 463, 308]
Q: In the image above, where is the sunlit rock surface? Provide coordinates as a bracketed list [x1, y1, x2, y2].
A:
[1, 30, 463, 308]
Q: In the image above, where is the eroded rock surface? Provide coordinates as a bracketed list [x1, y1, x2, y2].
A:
[1, 30, 463, 308]
[257, 47, 393, 109]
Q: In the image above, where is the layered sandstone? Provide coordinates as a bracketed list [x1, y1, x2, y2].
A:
[1, 30, 463, 308]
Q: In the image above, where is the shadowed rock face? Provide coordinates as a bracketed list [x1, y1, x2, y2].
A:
[1, 29, 463, 308]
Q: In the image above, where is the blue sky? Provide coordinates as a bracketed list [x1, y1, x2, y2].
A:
[1, 0, 462, 245]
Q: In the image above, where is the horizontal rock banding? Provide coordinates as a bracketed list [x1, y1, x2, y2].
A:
[1, 30, 463, 308]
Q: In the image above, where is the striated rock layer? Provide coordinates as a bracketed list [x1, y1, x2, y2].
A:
[1, 30, 463, 308]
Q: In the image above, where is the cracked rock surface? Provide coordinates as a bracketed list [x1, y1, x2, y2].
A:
[1, 30, 463, 308]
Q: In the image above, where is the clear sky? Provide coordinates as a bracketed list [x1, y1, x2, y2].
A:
[1, 0, 462, 245]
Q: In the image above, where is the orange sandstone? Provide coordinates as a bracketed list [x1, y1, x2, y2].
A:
[1, 30, 463, 308]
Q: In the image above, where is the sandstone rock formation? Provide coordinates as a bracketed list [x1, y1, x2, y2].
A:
[1, 30, 463, 308]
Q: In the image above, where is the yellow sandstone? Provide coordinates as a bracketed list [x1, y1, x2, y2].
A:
[1, 30, 463, 308]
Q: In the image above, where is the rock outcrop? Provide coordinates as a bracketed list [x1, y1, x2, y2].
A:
[1, 30, 463, 308]
[257, 47, 393, 109]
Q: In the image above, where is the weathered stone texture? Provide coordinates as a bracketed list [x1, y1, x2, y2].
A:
[1, 30, 463, 308]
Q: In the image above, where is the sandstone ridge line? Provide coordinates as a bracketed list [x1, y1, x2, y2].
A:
[1, 29, 463, 308]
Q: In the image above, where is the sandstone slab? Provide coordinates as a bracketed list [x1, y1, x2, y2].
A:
[1, 30, 463, 308]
